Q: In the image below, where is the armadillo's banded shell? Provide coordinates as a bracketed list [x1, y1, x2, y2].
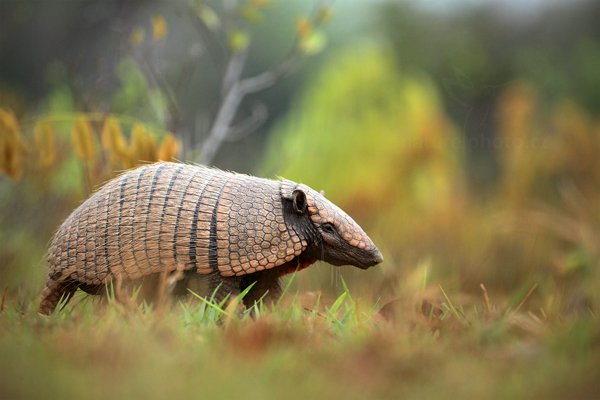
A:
[216, 175, 305, 277]
[46, 162, 308, 285]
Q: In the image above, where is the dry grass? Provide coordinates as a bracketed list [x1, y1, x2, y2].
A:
[2, 64, 600, 400]
[0, 277, 598, 400]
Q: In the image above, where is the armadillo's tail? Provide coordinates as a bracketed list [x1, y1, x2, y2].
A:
[38, 279, 78, 315]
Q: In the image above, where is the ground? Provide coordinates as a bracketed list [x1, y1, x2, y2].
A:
[0, 280, 598, 400]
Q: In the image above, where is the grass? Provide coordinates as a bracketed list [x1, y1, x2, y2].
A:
[0, 277, 598, 400]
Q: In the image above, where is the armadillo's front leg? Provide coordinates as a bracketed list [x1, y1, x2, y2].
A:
[207, 272, 242, 306]
[242, 271, 282, 308]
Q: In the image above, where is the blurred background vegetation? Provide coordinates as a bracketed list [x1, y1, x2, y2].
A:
[2, 0, 600, 331]
[2, 0, 600, 398]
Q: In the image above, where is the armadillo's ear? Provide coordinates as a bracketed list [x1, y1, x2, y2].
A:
[292, 189, 307, 215]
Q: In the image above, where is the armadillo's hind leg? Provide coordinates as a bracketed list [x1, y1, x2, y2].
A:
[207, 272, 241, 307]
[171, 270, 195, 297]
[38, 279, 79, 315]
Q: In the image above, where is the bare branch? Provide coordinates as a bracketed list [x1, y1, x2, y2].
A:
[185, 0, 326, 164]
[198, 81, 245, 163]
[239, 51, 301, 95]
[222, 48, 249, 97]
[225, 102, 268, 142]
[198, 49, 302, 163]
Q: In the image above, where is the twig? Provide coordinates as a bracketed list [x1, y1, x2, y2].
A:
[222, 49, 249, 96]
[480, 283, 492, 313]
[0, 286, 7, 313]
[527, 310, 543, 324]
[511, 283, 539, 317]
[225, 102, 268, 141]
[238, 51, 300, 95]
[198, 81, 245, 163]
[198, 50, 301, 163]
[439, 285, 470, 326]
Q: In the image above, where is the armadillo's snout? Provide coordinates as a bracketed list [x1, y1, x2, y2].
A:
[372, 248, 384, 265]
[343, 239, 384, 269]
[360, 247, 383, 268]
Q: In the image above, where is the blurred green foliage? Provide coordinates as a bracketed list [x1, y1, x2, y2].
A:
[264, 46, 462, 213]
[262, 45, 465, 295]
[378, 1, 600, 188]
[1, 1, 600, 398]
[111, 59, 168, 126]
[262, 41, 600, 311]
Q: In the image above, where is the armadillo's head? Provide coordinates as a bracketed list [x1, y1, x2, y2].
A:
[281, 181, 383, 269]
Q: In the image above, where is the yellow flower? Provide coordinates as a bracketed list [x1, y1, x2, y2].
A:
[152, 16, 168, 41]
[158, 133, 181, 161]
[316, 7, 333, 24]
[34, 120, 56, 167]
[71, 116, 96, 162]
[101, 117, 129, 161]
[129, 27, 145, 47]
[129, 124, 157, 164]
[228, 30, 249, 52]
[0, 108, 27, 179]
[295, 17, 312, 39]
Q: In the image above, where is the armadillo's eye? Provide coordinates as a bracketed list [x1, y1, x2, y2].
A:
[322, 222, 336, 234]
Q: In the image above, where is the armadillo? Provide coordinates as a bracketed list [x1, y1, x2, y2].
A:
[39, 162, 383, 314]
